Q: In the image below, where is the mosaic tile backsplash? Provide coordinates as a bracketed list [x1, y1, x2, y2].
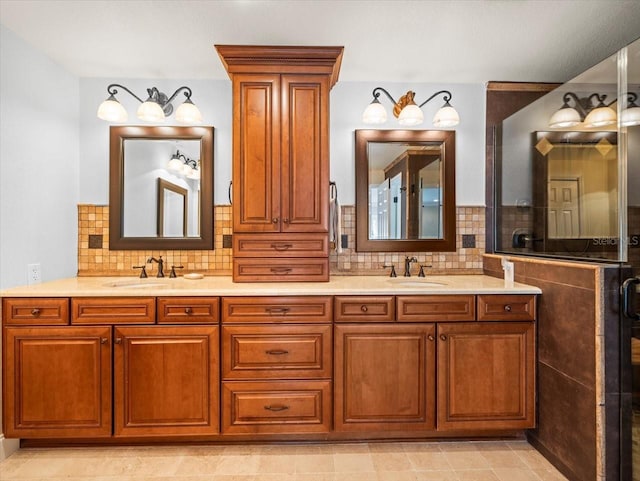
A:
[77, 205, 485, 276]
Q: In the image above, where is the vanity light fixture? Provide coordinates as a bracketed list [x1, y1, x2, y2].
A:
[168, 150, 200, 179]
[549, 91, 639, 128]
[97, 84, 203, 124]
[362, 88, 460, 127]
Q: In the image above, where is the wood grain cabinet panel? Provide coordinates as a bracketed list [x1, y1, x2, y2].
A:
[2, 298, 69, 325]
[477, 294, 536, 321]
[3, 326, 112, 438]
[113, 326, 219, 437]
[222, 324, 332, 379]
[222, 296, 332, 324]
[222, 380, 331, 434]
[397, 295, 476, 322]
[71, 297, 155, 324]
[233, 233, 329, 257]
[437, 321, 535, 431]
[334, 323, 436, 432]
[334, 296, 395, 323]
[157, 297, 219, 324]
[233, 258, 329, 282]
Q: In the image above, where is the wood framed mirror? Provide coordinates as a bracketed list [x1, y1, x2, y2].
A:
[355, 129, 456, 252]
[109, 125, 214, 250]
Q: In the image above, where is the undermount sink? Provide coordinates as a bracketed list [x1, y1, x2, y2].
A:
[387, 279, 446, 287]
[103, 280, 169, 289]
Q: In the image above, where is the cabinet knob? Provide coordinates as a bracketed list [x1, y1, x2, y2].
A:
[30, 308, 41, 316]
[272, 218, 279, 224]
[440, 334, 447, 341]
[100, 337, 108, 344]
[264, 404, 290, 412]
[427, 334, 435, 342]
[114, 338, 122, 344]
[504, 305, 512, 312]
[184, 307, 193, 315]
[360, 305, 368, 312]
[283, 218, 290, 224]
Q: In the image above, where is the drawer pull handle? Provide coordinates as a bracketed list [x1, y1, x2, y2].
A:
[270, 267, 292, 274]
[31, 308, 41, 316]
[266, 307, 290, 315]
[440, 334, 447, 341]
[114, 338, 123, 344]
[184, 307, 193, 314]
[504, 305, 512, 312]
[271, 243, 293, 251]
[360, 305, 368, 312]
[100, 338, 108, 344]
[427, 334, 435, 342]
[266, 349, 289, 355]
[264, 404, 290, 412]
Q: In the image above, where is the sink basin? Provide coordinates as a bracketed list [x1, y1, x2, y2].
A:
[387, 279, 446, 287]
[103, 280, 169, 289]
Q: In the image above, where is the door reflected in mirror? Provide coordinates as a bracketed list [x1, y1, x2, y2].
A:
[157, 178, 188, 238]
[356, 130, 456, 252]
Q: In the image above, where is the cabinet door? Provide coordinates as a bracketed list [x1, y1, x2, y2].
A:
[3, 326, 112, 438]
[281, 75, 330, 233]
[334, 323, 436, 432]
[437, 322, 535, 431]
[114, 326, 219, 436]
[233, 74, 281, 233]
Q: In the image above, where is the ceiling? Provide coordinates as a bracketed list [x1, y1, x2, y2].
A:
[1, 0, 640, 84]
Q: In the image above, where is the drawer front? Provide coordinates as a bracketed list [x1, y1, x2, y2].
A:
[477, 295, 536, 321]
[222, 297, 332, 324]
[233, 258, 329, 282]
[334, 296, 395, 322]
[2, 298, 69, 325]
[222, 380, 331, 434]
[157, 297, 220, 324]
[222, 325, 332, 379]
[72, 297, 155, 324]
[233, 233, 329, 258]
[397, 295, 476, 322]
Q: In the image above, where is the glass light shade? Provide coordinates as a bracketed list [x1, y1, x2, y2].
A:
[398, 104, 424, 126]
[175, 100, 203, 124]
[433, 105, 460, 128]
[583, 106, 616, 128]
[187, 168, 200, 180]
[362, 100, 387, 124]
[548, 107, 581, 128]
[97, 98, 128, 122]
[168, 157, 184, 172]
[182, 163, 194, 176]
[137, 101, 165, 122]
[621, 106, 640, 127]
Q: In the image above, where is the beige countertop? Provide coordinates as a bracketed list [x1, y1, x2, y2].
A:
[0, 274, 541, 297]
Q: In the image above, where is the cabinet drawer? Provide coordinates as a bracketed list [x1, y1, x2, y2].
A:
[222, 297, 332, 324]
[233, 233, 329, 258]
[233, 258, 329, 282]
[157, 297, 219, 324]
[2, 298, 69, 325]
[397, 295, 476, 322]
[71, 297, 155, 324]
[477, 295, 536, 321]
[222, 380, 331, 434]
[334, 296, 395, 322]
[222, 325, 332, 379]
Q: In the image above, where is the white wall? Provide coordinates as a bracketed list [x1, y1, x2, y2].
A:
[79, 78, 487, 207]
[0, 24, 79, 288]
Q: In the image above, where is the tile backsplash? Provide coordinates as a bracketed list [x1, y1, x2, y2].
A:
[77, 204, 485, 277]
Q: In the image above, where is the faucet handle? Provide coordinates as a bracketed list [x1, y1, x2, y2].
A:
[418, 264, 432, 278]
[133, 265, 148, 278]
[383, 264, 397, 278]
[169, 265, 184, 278]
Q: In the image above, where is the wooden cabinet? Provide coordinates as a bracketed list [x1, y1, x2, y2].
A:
[334, 323, 436, 432]
[3, 326, 112, 438]
[113, 325, 219, 437]
[221, 295, 333, 434]
[437, 321, 535, 430]
[216, 45, 343, 282]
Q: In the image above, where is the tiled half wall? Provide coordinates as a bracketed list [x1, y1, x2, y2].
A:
[77, 205, 485, 276]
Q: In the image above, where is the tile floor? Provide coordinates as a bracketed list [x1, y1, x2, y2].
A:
[0, 440, 568, 481]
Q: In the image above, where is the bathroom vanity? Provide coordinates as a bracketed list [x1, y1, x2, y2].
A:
[1, 275, 539, 444]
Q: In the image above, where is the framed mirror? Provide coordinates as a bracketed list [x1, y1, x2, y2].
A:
[109, 125, 214, 250]
[355, 129, 456, 252]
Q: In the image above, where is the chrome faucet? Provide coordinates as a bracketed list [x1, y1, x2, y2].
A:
[404, 256, 418, 277]
[147, 256, 164, 278]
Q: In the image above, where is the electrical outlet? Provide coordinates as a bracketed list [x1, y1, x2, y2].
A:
[27, 263, 41, 285]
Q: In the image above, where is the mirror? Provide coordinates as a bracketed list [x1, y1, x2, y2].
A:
[355, 130, 456, 252]
[109, 125, 214, 250]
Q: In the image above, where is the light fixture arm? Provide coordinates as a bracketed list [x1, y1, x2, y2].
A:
[371, 87, 399, 105]
[626, 92, 639, 107]
[106, 84, 194, 116]
[165, 86, 194, 106]
[417, 90, 453, 108]
[106, 83, 145, 104]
